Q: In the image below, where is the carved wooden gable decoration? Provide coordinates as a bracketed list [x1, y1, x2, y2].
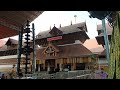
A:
[49, 26, 63, 36]
[77, 22, 87, 32]
[43, 44, 59, 56]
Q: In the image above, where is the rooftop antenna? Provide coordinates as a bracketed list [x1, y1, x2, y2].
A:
[71, 21, 72, 25]
[60, 24, 61, 28]
[74, 15, 77, 24]
[50, 26, 51, 30]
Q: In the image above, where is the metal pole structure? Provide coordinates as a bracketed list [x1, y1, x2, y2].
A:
[32, 23, 36, 73]
[74, 15, 77, 24]
[24, 20, 31, 74]
[102, 19, 110, 67]
[17, 27, 23, 75]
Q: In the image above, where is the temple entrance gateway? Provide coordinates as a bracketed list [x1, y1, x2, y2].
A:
[45, 59, 55, 72]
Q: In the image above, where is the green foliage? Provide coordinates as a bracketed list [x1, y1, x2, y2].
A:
[91, 54, 97, 60]
[108, 11, 120, 79]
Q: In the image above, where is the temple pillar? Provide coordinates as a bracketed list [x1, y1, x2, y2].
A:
[43, 60, 45, 70]
[71, 64, 74, 71]
[71, 58, 76, 70]
[38, 64, 41, 72]
[73, 63, 76, 70]
[43, 63, 45, 70]
[59, 64, 62, 71]
[47, 63, 50, 72]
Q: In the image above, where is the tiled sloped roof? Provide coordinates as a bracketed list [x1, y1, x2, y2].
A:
[0, 11, 44, 39]
[33, 43, 93, 60]
[96, 23, 113, 37]
[59, 44, 92, 58]
[36, 22, 88, 39]
[0, 38, 18, 51]
[5, 38, 18, 45]
[0, 11, 43, 27]
[0, 24, 19, 39]
[95, 23, 113, 46]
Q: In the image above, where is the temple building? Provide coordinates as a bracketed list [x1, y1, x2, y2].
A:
[0, 22, 99, 73]
[32, 22, 98, 72]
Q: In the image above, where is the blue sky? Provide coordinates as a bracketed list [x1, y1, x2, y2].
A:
[3, 11, 103, 40]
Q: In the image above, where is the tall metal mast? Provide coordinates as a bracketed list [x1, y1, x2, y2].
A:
[17, 26, 23, 75]
[24, 20, 33, 74]
[102, 19, 110, 67]
[32, 23, 36, 73]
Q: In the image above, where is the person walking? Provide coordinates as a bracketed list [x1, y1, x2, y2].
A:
[99, 68, 108, 79]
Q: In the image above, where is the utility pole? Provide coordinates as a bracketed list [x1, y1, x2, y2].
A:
[102, 19, 110, 67]
[32, 23, 36, 73]
[17, 26, 23, 75]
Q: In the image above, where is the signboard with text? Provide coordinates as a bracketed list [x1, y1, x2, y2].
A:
[47, 36, 62, 41]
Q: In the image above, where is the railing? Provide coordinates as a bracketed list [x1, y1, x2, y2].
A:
[66, 74, 92, 79]
[23, 70, 92, 79]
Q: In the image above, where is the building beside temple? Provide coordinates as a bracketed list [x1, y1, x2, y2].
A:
[0, 38, 21, 65]
[32, 22, 98, 72]
[95, 23, 113, 70]
[0, 38, 32, 72]
[96, 23, 112, 47]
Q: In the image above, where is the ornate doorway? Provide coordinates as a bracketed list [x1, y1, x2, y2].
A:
[45, 59, 55, 72]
